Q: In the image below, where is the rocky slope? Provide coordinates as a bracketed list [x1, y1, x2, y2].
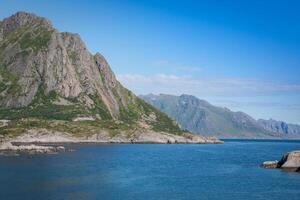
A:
[140, 94, 300, 139]
[0, 12, 221, 145]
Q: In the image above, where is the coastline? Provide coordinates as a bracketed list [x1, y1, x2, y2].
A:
[0, 129, 223, 155]
[221, 138, 300, 142]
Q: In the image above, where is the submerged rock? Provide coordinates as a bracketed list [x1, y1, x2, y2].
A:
[0, 142, 66, 155]
[262, 151, 300, 172]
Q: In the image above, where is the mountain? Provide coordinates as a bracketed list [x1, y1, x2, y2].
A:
[0, 12, 220, 144]
[257, 119, 300, 138]
[140, 94, 300, 139]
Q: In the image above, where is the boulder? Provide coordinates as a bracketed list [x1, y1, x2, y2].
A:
[280, 151, 300, 171]
[261, 160, 279, 169]
[262, 151, 300, 172]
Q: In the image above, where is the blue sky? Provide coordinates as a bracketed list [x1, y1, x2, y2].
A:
[1, 0, 300, 123]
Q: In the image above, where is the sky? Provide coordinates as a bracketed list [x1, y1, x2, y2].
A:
[1, 0, 300, 124]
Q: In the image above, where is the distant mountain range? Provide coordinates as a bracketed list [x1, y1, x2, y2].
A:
[257, 119, 300, 137]
[140, 94, 300, 139]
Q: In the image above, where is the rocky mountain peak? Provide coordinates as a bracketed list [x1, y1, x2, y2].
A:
[0, 11, 52, 40]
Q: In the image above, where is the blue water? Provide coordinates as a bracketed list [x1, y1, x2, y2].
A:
[0, 140, 300, 200]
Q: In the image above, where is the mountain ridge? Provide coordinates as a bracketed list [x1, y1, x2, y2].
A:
[140, 93, 300, 139]
[257, 118, 300, 137]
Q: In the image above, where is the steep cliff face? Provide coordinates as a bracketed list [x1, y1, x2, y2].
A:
[0, 12, 118, 115]
[0, 12, 183, 135]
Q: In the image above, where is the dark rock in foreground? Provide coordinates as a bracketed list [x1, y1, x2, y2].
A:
[261, 151, 300, 172]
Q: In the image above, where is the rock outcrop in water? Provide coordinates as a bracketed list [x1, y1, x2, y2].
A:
[0, 12, 222, 146]
[0, 142, 65, 155]
[261, 151, 300, 172]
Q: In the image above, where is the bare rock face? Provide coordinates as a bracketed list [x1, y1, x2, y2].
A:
[0, 12, 144, 119]
[258, 119, 300, 137]
[0, 12, 121, 114]
[262, 151, 300, 172]
[0, 12, 51, 39]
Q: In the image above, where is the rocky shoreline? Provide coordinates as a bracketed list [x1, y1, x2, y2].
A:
[0, 142, 66, 156]
[0, 129, 223, 155]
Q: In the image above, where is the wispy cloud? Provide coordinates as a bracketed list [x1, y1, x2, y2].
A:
[117, 73, 300, 96]
[211, 99, 300, 110]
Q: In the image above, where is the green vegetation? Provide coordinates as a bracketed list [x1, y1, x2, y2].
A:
[0, 23, 52, 55]
[137, 98, 183, 134]
[19, 26, 52, 53]
[115, 87, 144, 123]
[0, 85, 114, 122]
[0, 118, 134, 138]
[151, 111, 182, 134]
[0, 103, 88, 121]
[0, 84, 183, 136]
[89, 94, 112, 120]
[0, 65, 21, 97]
[115, 86, 183, 134]
[0, 25, 29, 48]
[0, 85, 88, 121]
[31, 85, 58, 104]
[67, 50, 78, 64]
[0, 82, 8, 93]
[99, 71, 106, 86]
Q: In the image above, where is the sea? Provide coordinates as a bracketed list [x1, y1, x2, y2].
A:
[0, 140, 299, 200]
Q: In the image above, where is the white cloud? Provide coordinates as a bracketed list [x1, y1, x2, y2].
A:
[117, 73, 300, 96]
[117, 73, 300, 124]
[211, 99, 300, 110]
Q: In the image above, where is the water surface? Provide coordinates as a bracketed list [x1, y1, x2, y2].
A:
[0, 140, 300, 200]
